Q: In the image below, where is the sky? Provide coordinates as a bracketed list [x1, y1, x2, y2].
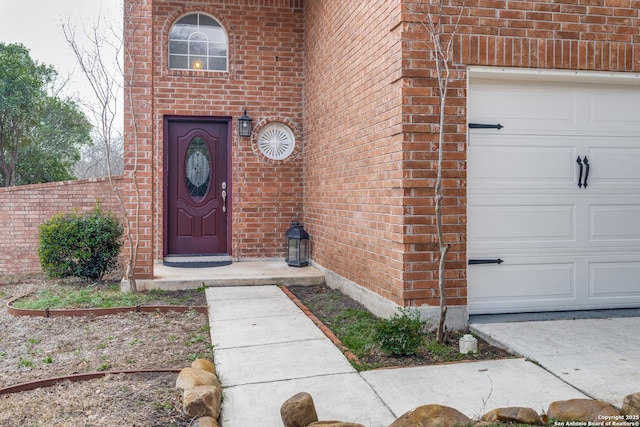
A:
[0, 0, 122, 105]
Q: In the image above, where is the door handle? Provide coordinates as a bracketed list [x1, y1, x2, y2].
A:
[576, 156, 584, 188]
[221, 181, 227, 213]
[583, 157, 589, 188]
[576, 156, 591, 189]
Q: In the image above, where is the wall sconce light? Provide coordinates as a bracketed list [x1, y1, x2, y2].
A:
[238, 110, 253, 138]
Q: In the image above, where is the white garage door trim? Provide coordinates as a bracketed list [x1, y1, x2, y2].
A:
[468, 66, 640, 85]
[467, 67, 640, 315]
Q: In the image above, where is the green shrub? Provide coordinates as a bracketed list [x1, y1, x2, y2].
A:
[374, 308, 427, 356]
[38, 207, 123, 280]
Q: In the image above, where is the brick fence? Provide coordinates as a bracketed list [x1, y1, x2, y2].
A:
[0, 177, 123, 276]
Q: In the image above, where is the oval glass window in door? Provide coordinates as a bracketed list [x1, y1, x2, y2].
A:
[185, 136, 211, 202]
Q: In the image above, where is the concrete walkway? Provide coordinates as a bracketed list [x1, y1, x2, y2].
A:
[207, 286, 396, 426]
[206, 286, 603, 427]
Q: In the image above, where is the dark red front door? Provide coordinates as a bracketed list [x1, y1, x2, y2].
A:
[166, 118, 229, 255]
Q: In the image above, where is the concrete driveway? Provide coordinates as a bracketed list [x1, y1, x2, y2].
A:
[471, 311, 640, 407]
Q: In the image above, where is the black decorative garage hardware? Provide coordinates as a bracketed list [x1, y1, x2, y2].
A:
[468, 123, 504, 130]
[576, 156, 590, 188]
[468, 258, 504, 265]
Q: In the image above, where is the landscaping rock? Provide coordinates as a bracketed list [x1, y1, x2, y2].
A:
[389, 404, 473, 427]
[183, 385, 222, 419]
[193, 416, 220, 427]
[482, 407, 543, 425]
[308, 422, 365, 426]
[548, 399, 621, 422]
[622, 392, 640, 416]
[192, 358, 216, 375]
[176, 367, 220, 390]
[281, 392, 319, 427]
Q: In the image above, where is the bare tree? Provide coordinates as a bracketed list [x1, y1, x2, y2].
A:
[74, 133, 124, 179]
[63, 1, 142, 292]
[414, 0, 467, 343]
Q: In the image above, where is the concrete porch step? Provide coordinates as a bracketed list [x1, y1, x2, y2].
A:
[162, 255, 233, 268]
[130, 260, 325, 292]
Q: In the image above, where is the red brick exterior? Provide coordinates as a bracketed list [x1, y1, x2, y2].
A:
[305, 0, 640, 310]
[123, 0, 155, 279]
[304, 0, 407, 306]
[0, 178, 122, 275]
[124, 0, 640, 307]
[124, 0, 304, 279]
[395, 0, 640, 308]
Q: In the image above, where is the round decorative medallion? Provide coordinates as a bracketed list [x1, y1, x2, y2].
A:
[257, 122, 295, 161]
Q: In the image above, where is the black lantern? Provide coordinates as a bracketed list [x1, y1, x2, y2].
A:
[238, 110, 253, 137]
[285, 222, 310, 267]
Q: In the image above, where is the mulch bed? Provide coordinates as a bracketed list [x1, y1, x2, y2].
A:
[287, 284, 514, 369]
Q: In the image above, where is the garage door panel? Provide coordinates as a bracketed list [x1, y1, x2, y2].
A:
[588, 147, 640, 187]
[468, 143, 574, 186]
[590, 261, 640, 299]
[468, 74, 640, 314]
[469, 255, 640, 314]
[590, 204, 640, 241]
[469, 204, 575, 243]
[468, 260, 577, 314]
[589, 90, 640, 133]
[469, 83, 577, 133]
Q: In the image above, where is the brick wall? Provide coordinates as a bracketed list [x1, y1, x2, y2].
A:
[124, 0, 305, 270]
[124, 0, 155, 278]
[397, 0, 640, 308]
[304, 0, 408, 306]
[305, 0, 640, 310]
[0, 178, 123, 276]
[124, 0, 640, 306]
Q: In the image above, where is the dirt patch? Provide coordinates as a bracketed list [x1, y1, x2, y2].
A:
[0, 276, 211, 426]
[288, 284, 514, 369]
[0, 372, 185, 427]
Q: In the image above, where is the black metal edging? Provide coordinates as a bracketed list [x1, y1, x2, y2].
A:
[0, 369, 182, 396]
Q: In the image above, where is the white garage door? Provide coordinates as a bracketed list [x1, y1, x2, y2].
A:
[467, 71, 640, 314]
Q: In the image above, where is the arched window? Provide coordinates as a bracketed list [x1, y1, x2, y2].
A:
[169, 13, 228, 71]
